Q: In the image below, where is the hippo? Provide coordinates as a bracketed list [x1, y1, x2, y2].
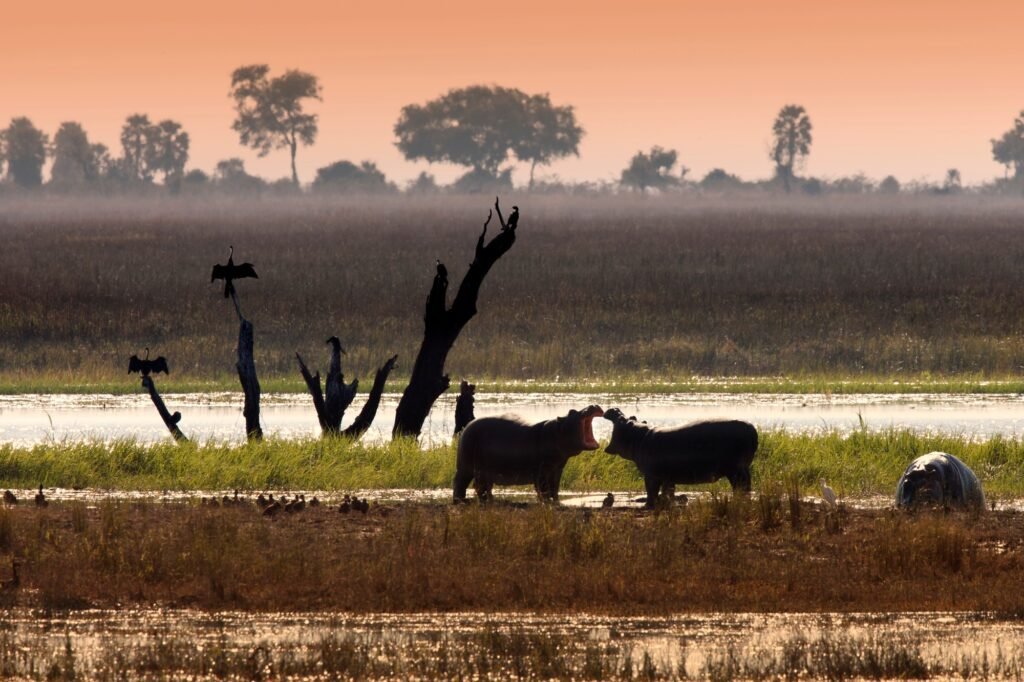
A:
[453, 405, 604, 503]
[603, 408, 758, 507]
[896, 452, 984, 511]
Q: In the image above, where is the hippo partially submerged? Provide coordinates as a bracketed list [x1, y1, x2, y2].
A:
[896, 452, 984, 511]
[453, 405, 604, 503]
[603, 408, 758, 506]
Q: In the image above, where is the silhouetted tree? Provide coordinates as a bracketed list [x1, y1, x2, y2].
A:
[770, 105, 812, 192]
[147, 120, 190, 188]
[620, 146, 679, 194]
[214, 158, 265, 194]
[514, 93, 584, 190]
[121, 114, 155, 182]
[395, 85, 582, 188]
[312, 160, 395, 194]
[992, 111, 1024, 180]
[0, 117, 48, 188]
[50, 122, 99, 187]
[944, 168, 962, 193]
[229, 64, 321, 186]
[407, 171, 439, 194]
[700, 168, 743, 191]
[878, 175, 901, 194]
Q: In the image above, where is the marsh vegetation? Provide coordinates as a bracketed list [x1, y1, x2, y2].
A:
[3, 196, 1024, 392]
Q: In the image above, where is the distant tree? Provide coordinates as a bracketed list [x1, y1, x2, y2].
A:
[120, 114, 156, 182]
[513, 93, 584, 190]
[147, 120, 190, 188]
[406, 171, 439, 194]
[395, 85, 582, 188]
[452, 167, 513, 194]
[313, 160, 396, 194]
[620, 146, 679, 194]
[214, 157, 265, 194]
[0, 117, 48, 187]
[944, 168, 962, 193]
[878, 175, 901, 194]
[50, 122, 99, 187]
[991, 111, 1024, 179]
[699, 168, 744, 191]
[770, 104, 813, 192]
[229, 64, 322, 186]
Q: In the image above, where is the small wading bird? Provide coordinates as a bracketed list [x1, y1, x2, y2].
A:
[211, 245, 258, 298]
[3, 490, 17, 505]
[34, 485, 47, 508]
[506, 206, 519, 230]
[820, 478, 838, 510]
[602, 492, 615, 508]
[128, 348, 169, 376]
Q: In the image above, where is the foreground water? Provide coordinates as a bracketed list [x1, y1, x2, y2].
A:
[1, 391, 1024, 446]
[1, 609, 1021, 680]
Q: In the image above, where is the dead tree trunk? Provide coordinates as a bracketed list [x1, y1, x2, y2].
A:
[393, 197, 517, 438]
[232, 290, 263, 441]
[141, 376, 187, 442]
[343, 354, 398, 439]
[453, 379, 476, 437]
[296, 338, 389, 436]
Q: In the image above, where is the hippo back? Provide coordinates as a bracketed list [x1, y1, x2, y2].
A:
[896, 452, 984, 511]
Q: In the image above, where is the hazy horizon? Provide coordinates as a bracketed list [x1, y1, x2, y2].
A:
[4, 0, 1024, 186]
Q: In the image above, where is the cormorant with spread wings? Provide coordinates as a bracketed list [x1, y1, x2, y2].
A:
[211, 246, 258, 298]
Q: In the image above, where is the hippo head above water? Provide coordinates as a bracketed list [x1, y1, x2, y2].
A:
[897, 465, 945, 508]
[895, 452, 985, 511]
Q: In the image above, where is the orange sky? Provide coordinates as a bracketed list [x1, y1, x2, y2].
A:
[2, 0, 1023, 186]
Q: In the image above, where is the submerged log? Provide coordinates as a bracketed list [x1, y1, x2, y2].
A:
[141, 376, 188, 442]
[453, 380, 476, 437]
[392, 197, 517, 438]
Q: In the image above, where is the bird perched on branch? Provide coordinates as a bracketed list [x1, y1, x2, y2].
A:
[436, 259, 448, 284]
[506, 206, 519, 231]
[326, 336, 347, 356]
[211, 246, 258, 298]
[128, 348, 169, 376]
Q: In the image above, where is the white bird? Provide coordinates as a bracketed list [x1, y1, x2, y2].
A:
[820, 478, 838, 510]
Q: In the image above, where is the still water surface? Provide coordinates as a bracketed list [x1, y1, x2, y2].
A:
[2, 391, 1024, 446]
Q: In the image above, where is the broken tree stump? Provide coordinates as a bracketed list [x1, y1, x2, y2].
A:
[141, 376, 188, 442]
[343, 354, 398, 439]
[453, 379, 476, 437]
[392, 197, 517, 438]
[232, 289, 263, 441]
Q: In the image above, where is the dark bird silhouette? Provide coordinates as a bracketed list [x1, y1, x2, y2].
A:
[211, 246, 258, 298]
[326, 336, 347, 356]
[128, 348, 169, 376]
[506, 206, 519, 231]
[262, 499, 283, 517]
[256, 493, 267, 508]
[2, 490, 17, 505]
[309, 496, 320, 508]
[602, 492, 614, 508]
[436, 259, 447, 284]
[34, 485, 47, 508]
[339, 495, 351, 514]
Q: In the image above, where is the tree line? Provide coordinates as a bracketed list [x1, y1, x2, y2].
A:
[2, 64, 1023, 195]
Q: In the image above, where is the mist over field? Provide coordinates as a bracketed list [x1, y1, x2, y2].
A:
[2, 193, 1023, 391]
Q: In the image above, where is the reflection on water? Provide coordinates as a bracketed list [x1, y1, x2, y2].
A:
[2, 391, 1024, 446]
[0, 609, 1021, 680]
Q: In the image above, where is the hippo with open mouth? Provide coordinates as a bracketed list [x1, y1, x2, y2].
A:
[896, 452, 985, 511]
[453, 405, 604, 503]
[603, 408, 758, 507]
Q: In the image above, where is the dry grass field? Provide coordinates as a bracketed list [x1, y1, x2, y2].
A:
[2, 194, 1024, 391]
[0, 497, 1021, 614]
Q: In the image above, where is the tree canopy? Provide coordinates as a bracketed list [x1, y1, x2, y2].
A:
[50, 122, 101, 187]
[0, 117, 49, 187]
[313, 160, 396, 194]
[230, 64, 321, 186]
[770, 104, 813, 192]
[992, 111, 1024, 180]
[394, 85, 582, 188]
[119, 114, 190, 185]
[620, 146, 680, 194]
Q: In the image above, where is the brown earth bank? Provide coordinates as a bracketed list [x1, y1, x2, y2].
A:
[1, 496, 1022, 614]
